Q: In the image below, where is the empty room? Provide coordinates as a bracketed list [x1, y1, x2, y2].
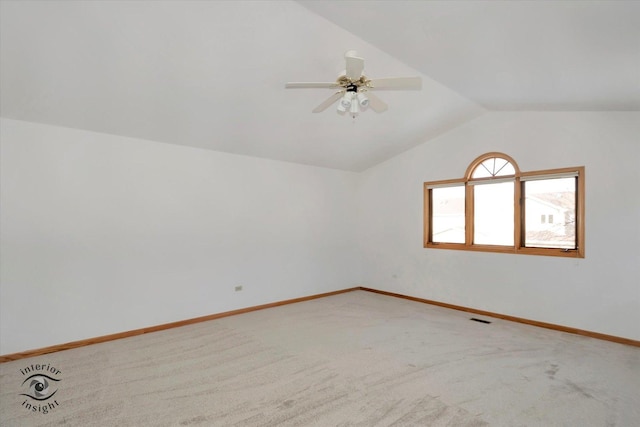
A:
[1, 1, 639, 426]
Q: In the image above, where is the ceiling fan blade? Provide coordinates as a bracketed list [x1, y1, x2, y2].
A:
[345, 55, 364, 80]
[365, 92, 388, 113]
[312, 91, 344, 113]
[368, 77, 422, 90]
[285, 82, 339, 89]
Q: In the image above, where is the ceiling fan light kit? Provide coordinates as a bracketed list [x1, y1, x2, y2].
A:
[349, 95, 359, 116]
[285, 50, 422, 118]
[357, 92, 369, 108]
[340, 92, 353, 109]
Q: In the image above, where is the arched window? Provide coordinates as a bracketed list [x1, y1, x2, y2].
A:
[470, 156, 516, 178]
[424, 152, 584, 258]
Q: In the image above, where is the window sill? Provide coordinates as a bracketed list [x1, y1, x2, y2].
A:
[425, 243, 584, 258]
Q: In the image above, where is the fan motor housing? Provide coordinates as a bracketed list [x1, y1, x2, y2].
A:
[337, 75, 369, 93]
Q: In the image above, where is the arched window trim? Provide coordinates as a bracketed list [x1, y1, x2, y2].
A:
[423, 152, 585, 258]
[464, 152, 520, 181]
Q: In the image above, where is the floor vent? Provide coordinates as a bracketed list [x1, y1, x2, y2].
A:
[470, 318, 491, 324]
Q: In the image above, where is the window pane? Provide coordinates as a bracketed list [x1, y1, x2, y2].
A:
[432, 186, 465, 243]
[472, 158, 516, 178]
[474, 182, 514, 245]
[524, 178, 576, 249]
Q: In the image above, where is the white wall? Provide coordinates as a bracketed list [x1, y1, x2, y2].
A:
[0, 118, 360, 354]
[3, 112, 639, 355]
[356, 112, 640, 341]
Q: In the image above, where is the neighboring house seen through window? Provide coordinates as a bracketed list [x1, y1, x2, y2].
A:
[424, 152, 585, 258]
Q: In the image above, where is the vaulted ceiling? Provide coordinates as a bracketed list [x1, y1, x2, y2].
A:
[1, 1, 638, 171]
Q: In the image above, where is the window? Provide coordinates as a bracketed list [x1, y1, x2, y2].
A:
[431, 185, 465, 244]
[424, 152, 585, 258]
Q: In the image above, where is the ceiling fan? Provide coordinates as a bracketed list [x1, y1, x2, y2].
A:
[285, 50, 422, 117]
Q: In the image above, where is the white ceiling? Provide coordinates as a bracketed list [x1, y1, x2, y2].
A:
[302, 0, 640, 111]
[1, 1, 638, 172]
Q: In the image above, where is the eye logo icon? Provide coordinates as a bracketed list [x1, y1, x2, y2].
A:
[21, 374, 59, 401]
[19, 363, 62, 414]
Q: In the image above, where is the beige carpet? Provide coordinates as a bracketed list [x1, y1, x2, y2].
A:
[1, 290, 638, 426]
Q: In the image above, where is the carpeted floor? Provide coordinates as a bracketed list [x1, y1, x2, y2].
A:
[1, 290, 638, 426]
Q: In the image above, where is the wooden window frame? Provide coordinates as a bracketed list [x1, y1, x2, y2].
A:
[424, 152, 585, 258]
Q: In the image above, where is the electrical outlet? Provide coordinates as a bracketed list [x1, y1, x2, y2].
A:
[235, 285, 243, 292]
